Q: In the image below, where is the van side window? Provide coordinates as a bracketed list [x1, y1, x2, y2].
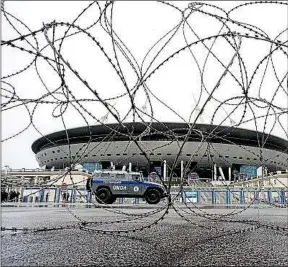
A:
[116, 173, 125, 179]
[101, 173, 110, 179]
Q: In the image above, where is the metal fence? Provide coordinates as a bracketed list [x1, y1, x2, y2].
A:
[12, 187, 287, 205]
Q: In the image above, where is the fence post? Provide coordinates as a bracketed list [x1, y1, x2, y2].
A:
[280, 189, 285, 204]
[39, 189, 45, 203]
[54, 188, 60, 203]
[212, 189, 216, 205]
[72, 188, 77, 203]
[240, 189, 244, 204]
[267, 188, 272, 203]
[226, 190, 231, 205]
[197, 191, 200, 204]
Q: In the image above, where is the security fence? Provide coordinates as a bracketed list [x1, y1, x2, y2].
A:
[8, 187, 287, 205]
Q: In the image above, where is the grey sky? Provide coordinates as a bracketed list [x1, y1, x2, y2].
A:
[2, 1, 287, 169]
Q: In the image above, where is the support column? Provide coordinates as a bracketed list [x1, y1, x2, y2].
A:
[181, 160, 184, 182]
[228, 167, 231, 181]
[214, 164, 217, 181]
[129, 162, 132, 172]
[218, 167, 225, 180]
[163, 160, 167, 181]
[110, 162, 114, 170]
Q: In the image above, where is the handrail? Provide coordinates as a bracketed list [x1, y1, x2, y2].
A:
[232, 171, 288, 185]
[2, 169, 287, 176]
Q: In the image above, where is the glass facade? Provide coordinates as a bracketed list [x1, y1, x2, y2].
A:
[240, 165, 257, 179]
[83, 162, 102, 172]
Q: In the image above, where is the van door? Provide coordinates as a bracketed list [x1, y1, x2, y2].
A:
[130, 174, 143, 196]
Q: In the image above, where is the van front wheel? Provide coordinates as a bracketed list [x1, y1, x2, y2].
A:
[95, 188, 111, 204]
[145, 188, 161, 204]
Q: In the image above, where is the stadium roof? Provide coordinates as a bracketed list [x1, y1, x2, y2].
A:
[32, 122, 288, 154]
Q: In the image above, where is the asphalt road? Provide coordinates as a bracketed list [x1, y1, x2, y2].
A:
[1, 205, 288, 266]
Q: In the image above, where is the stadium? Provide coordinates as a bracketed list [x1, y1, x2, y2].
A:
[31, 122, 288, 181]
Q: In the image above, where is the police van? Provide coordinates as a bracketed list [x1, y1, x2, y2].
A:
[86, 170, 167, 204]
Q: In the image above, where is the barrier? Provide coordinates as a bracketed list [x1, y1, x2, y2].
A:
[280, 190, 285, 204]
[15, 187, 288, 205]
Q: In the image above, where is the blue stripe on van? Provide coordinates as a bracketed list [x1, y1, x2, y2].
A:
[120, 181, 141, 185]
[92, 180, 104, 184]
[121, 181, 159, 186]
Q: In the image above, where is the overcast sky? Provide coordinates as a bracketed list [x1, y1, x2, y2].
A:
[2, 1, 287, 169]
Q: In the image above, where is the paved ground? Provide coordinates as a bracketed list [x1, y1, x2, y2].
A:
[1, 205, 288, 266]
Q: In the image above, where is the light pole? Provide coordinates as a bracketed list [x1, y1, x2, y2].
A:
[4, 165, 10, 192]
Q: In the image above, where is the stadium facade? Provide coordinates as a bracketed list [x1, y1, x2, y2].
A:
[31, 123, 288, 180]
